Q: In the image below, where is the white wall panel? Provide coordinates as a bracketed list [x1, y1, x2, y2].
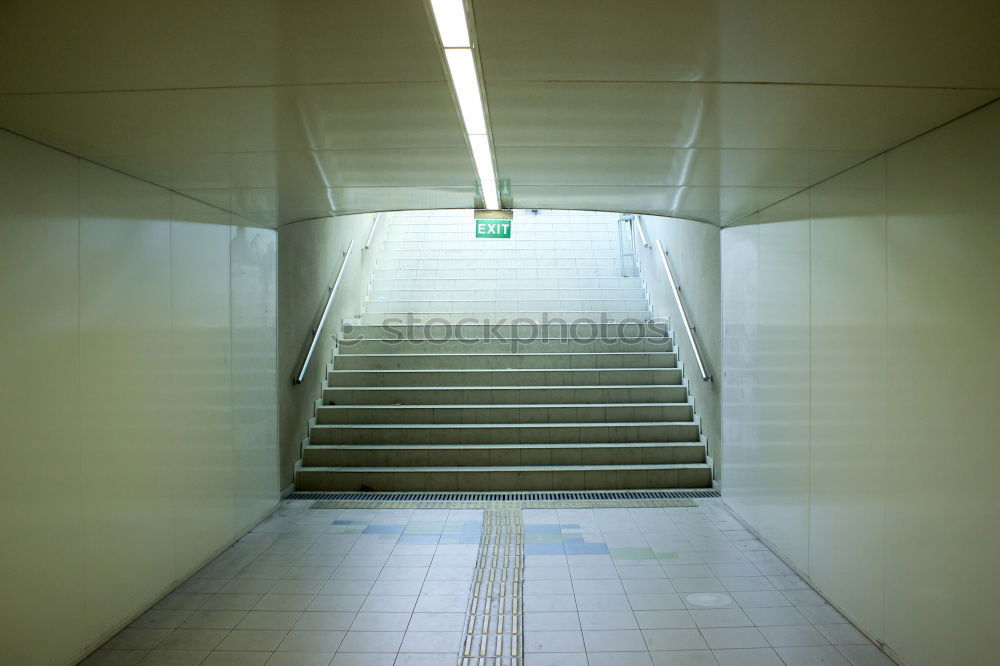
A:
[170, 199, 235, 575]
[0, 132, 85, 664]
[808, 158, 887, 637]
[720, 223, 760, 525]
[755, 214, 811, 571]
[0, 130, 280, 665]
[883, 103, 1000, 666]
[231, 224, 279, 529]
[721, 101, 1000, 665]
[79, 162, 175, 639]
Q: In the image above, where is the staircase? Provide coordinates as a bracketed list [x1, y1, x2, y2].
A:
[296, 211, 712, 491]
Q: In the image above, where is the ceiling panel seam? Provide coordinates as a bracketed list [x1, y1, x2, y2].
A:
[726, 94, 1000, 227]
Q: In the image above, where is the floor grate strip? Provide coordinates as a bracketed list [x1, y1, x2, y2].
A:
[288, 489, 719, 502]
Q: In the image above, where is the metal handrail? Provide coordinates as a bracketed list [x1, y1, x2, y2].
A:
[294, 240, 355, 384]
[655, 239, 712, 381]
[363, 212, 383, 251]
[634, 214, 650, 248]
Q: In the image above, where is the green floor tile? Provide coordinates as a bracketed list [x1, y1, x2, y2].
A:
[610, 547, 657, 560]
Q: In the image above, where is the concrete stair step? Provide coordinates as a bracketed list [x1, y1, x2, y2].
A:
[338, 338, 670, 355]
[374, 268, 627, 279]
[357, 312, 652, 325]
[341, 322, 667, 338]
[308, 421, 702, 445]
[330, 351, 676, 370]
[390, 220, 614, 228]
[364, 299, 650, 313]
[323, 384, 689, 405]
[295, 463, 713, 491]
[302, 442, 707, 466]
[379, 245, 618, 254]
[369, 278, 644, 290]
[315, 402, 695, 425]
[378, 258, 621, 269]
[327, 367, 683, 387]
[367, 288, 648, 301]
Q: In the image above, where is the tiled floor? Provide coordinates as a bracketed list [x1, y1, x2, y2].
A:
[84, 500, 896, 666]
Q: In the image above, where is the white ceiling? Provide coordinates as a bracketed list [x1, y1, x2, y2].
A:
[1, 0, 998, 227]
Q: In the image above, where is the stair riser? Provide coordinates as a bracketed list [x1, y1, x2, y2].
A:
[303, 445, 706, 467]
[378, 245, 618, 253]
[332, 353, 676, 371]
[315, 404, 694, 425]
[368, 289, 648, 301]
[370, 278, 644, 290]
[375, 270, 628, 281]
[382, 235, 618, 243]
[365, 300, 650, 313]
[323, 386, 689, 405]
[327, 368, 683, 387]
[378, 259, 620, 269]
[309, 423, 701, 445]
[389, 223, 616, 232]
[340, 339, 671, 355]
[296, 467, 711, 492]
[356, 313, 653, 325]
[386, 229, 619, 236]
[342, 323, 667, 338]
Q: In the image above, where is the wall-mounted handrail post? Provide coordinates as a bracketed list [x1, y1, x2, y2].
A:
[294, 240, 355, 384]
[634, 214, 650, 248]
[363, 212, 383, 251]
[655, 239, 712, 381]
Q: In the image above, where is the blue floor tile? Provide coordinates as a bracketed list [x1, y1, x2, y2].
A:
[362, 525, 404, 535]
[525, 543, 566, 555]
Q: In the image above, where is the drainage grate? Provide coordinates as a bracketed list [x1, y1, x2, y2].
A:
[287, 489, 719, 502]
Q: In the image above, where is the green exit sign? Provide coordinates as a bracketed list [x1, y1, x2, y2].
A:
[476, 219, 511, 238]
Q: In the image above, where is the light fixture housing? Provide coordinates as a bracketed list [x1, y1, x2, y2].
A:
[431, 0, 501, 209]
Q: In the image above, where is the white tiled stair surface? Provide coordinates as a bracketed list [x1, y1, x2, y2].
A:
[296, 211, 712, 491]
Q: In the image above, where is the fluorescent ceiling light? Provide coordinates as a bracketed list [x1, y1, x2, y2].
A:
[468, 134, 496, 183]
[481, 180, 499, 210]
[444, 48, 487, 135]
[432, 4, 500, 209]
[429, 0, 470, 47]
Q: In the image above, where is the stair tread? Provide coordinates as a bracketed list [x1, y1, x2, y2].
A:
[350, 334, 670, 344]
[332, 364, 674, 371]
[335, 354, 672, 359]
[299, 463, 711, 472]
[319, 402, 691, 409]
[311, 421, 698, 429]
[305, 442, 705, 450]
[327, 384, 683, 390]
